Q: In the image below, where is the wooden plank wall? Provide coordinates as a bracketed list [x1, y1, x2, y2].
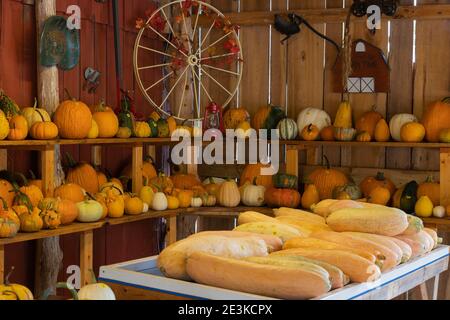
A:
[0, 0, 162, 290]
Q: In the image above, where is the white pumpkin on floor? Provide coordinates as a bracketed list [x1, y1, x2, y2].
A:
[78, 283, 116, 300]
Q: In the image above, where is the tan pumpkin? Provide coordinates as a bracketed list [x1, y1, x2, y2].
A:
[374, 119, 390, 142]
[217, 180, 241, 208]
[239, 163, 273, 188]
[320, 125, 335, 141]
[53, 90, 92, 139]
[355, 108, 383, 137]
[65, 153, 99, 194]
[359, 172, 396, 198]
[417, 176, 440, 207]
[223, 107, 249, 129]
[368, 187, 391, 206]
[239, 180, 266, 207]
[92, 101, 119, 138]
[54, 183, 85, 203]
[7, 115, 28, 140]
[400, 122, 426, 143]
[307, 156, 349, 200]
[421, 98, 450, 142]
[334, 101, 352, 129]
[203, 178, 221, 196]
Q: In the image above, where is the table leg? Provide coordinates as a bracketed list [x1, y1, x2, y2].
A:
[433, 275, 440, 300]
[0, 244, 4, 285]
[80, 230, 94, 286]
[419, 283, 429, 300]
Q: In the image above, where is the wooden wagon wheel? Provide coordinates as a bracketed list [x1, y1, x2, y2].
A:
[133, 0, 243, 122]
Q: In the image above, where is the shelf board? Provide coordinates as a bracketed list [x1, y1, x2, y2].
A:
[0, 221, 104, 246]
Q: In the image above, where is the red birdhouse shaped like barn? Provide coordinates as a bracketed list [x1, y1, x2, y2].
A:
[333, 39, 390, 93]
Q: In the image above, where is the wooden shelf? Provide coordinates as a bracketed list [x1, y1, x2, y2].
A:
[0, 138, 449, 149]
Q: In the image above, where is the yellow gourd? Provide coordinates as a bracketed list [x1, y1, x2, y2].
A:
[415, 196, 434, 218]
[0, 110, 9, 140]
[301, 184, 320, 210]
[334, 101, 352, 129]
[167, 196, 180, 210]
[139, 186, 154, 206]
[374, 119, 390, 142]
[87, 119, 99, 139]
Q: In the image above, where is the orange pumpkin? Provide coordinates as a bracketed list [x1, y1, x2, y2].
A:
[96, 171, 108, 187]
[359, 172, 396, 198]
[355, 109, 383, 137]
[92, 101, 119, 138]
[122, 157, 158, 185]
[29, 110, 58, 140]
[223, 107, 250, 129]
[54, 183, 85, 203]
[300, 124, 320, 141]
[65, 153, 99, 194]
[252, 106, 272, 131]
[171, 174, 202, 190]
[239, 163, 274, 188]
[53, 90, 92, 139]
[320, 125, 335, 141]
[18, 184, 43, 208]
[417, 176, 440, 207]
[7, 115, 28, 140]
[307, 156, 349, 200]
[368, 187, 391, 206]
[177, 190, 193, 208]
[0, 179, 14, 208]
[421, 98, 450, 142]
[264, 187, 301, 208]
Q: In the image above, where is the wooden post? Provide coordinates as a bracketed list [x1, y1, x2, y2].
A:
[41, 146, 55, 197]
[286, 146, 299, 178]
[92, 146, 102, 167]
[80, 230, 94, 286]
[440, 149, 450, 207]
[0, 245, 4, 285]
[168, 217, 177, 245]
[132, 144, 144, 193]
[35, 0, 63, 299]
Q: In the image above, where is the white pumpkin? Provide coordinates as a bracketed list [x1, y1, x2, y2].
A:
[297, 108, 331, 133]
[389, 114, 418, 141]
[191, 197, 203, 208]
[76, 200, 103, 223]
[22, 100, 51, 130]
[277, 118, 298, 140]
[433, 206, 446, 218]
[152, 192, 168, 211]
[240, 183, 266, 207]
[78, 283, 116, 300]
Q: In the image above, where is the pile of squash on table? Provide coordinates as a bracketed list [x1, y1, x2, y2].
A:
[158, 202, 441, 300]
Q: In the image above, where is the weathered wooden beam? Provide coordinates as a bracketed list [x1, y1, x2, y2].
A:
[198, 4, 450, 27]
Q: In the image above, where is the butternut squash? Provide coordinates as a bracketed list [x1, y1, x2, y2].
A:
[388, 238, 413, 263]
[400, 215, 424, 235]
[234, 222, 304, 242]
[273, 207, 326, 224]
[343, 232, 403, 266]
[271, 248, 381, 283]
[186, 252, 332, 299]
[311, 231, 398, 271]
[157, 235, 268, 281]
[188, 231, 283, 253]
[326, 207, 408, 236]
[282, 237, 376, 263]
[237, 211, 277, 225]
[263, 255, 349, 289]
[275, 216, 331, 236]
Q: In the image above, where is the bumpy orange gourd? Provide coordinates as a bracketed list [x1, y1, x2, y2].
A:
[224, 107, 250, 129]
[53, 90, 92, 139]
[92, 101, 119, 138]
[65, 153, 99, 194]
[307, 156, 349, 200]
[39, 207, 61, 230]
[54, 183, 85, 203]
[355, 109, 383, 137]
[7, 115, 28, 140]
[149, 174, 173, 195]
[360, 172, 396, 198]
[19, 207, 43, 233]
[356, 131, 371, 142]
[417, 176, 440, 207]
[18, 184, 43, 208]
[239, 163, 273, 188]
[421, 98, 450, 142]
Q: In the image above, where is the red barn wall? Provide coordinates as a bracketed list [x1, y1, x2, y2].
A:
[0, 0, 163, 288]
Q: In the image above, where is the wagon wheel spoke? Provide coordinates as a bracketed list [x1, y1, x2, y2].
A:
[196, 18, 216, 56]
[159, 8, 179, 44]
[190, 66, 200, 118]
[191, 66, 213, 102]
[200, 31, 232, 54]
[191, 2, 202, 44]
[147, 24, 188, 58]
[202, 63, 240, 76]
[137, 45, 175, 59]
[179, 1, 193, 55]
[159, 66, 190, 110]
[144, 70, 175, 92]
[199, 66, 232, 96]
[138, 62, 173, 71]
[177, 70, 190, 118]
[200, 52, 238, 61]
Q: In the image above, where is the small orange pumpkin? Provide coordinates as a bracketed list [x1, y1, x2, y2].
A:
[301, 124, 320, 141]
[54, 183, 85, 203]
[320, 125, 335, 141]
[65, 153, 99, 194]
[29, 110, 58, 140]
[8, 115, 28, 140]
[356, 131, 371, 142]
[368, 187, 391, 206]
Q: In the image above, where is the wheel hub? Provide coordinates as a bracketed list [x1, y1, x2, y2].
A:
[188, 55, 199, 66]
